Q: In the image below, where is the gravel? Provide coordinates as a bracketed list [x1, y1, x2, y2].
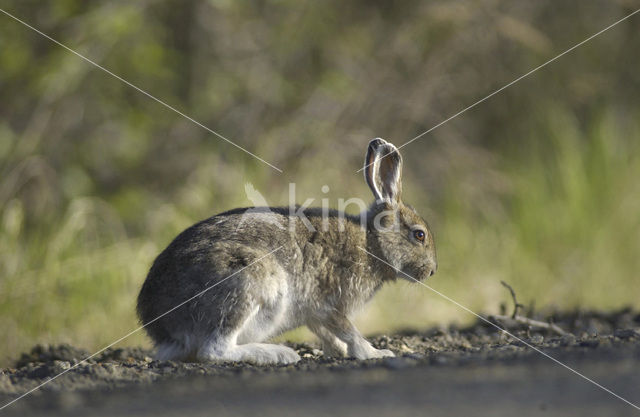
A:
[2, 308, 639, 416]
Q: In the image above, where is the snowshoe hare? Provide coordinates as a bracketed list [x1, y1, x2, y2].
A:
[137, 138, 437, 364]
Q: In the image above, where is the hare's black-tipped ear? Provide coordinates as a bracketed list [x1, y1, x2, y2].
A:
[363, 138, 403, 205]
[364, 138, 385, 201]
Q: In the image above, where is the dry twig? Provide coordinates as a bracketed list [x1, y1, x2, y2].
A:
[489, 314, 567, 336]
[500, 280, 525, 318]
[490, 281, 567, 336]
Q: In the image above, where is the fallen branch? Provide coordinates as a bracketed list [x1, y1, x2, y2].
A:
[489, 314, 567, 336]
[493, 281, 567, 336]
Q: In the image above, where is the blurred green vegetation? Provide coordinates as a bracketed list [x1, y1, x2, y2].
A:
[1, 0, 640, 364]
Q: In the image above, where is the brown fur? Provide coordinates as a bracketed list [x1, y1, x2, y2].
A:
[136, 138, 437, 363]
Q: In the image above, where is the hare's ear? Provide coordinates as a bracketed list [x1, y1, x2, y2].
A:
[363, 138, 403, 205]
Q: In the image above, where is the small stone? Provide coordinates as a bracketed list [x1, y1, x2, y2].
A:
[456, 338, 472, 350]
[560, 333, 577, 346]
[614, 329, 640, 339]
[30, 366, 50, 379]
[579, 339, 599, 348]
[102, 363, 117, 373]
[530, 334, 544, 345]
[398, 342, 415, 353]
[52, 360, 71, 373]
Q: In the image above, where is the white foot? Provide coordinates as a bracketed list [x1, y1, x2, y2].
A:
[348, 341, 395, 360]
[199, 342, 301, 365]
[365, 348, 395, 359]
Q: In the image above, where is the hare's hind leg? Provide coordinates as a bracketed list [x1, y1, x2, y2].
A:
[196, 305, 300, 364]
[200, 340, 300, 365]
[155, 342, 190, 361]
[195, 278, 300, 365]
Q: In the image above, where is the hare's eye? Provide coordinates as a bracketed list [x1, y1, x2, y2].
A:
[413, 229, 425, 242]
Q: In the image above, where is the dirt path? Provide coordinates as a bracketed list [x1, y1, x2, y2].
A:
[1, 310, 639, 416]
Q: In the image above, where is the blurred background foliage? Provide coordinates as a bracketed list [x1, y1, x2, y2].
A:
[1, 0, 640, 364]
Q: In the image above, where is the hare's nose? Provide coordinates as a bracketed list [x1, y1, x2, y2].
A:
[429, 269, 435, 277]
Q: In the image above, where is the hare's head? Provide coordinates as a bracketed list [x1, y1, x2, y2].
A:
[364, 138, 437, 282]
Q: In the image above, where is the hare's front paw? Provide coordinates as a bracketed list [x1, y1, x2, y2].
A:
[368, 348, 395, 359]
[349, 343, 396, 360]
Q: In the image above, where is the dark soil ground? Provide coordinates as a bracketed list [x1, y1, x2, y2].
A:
[1, 309, 640, 416]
